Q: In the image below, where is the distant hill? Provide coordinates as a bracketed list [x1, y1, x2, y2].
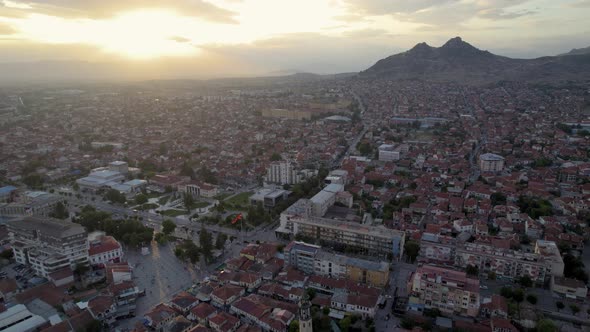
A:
[559, 46, 590, 56]
[359, 37, 590, 83]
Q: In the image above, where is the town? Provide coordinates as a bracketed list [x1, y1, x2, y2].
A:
[0, 76, 589, 332]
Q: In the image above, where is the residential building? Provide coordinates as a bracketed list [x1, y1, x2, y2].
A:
[408, 265, 480, 317]
[378, 144, 400, 162]
[551, 276, 588, 300]
[276, 199, 405, 259]
[0, 191, 64, 218]
[283, 241, 320, 275]
[7, 217, 88, 277]
[309, 184, 344, 217]
[534, 240, 565, 277]
[88, 232, 123, 267]
[265, 161, 301, 185]
[479, 153, 505, 172]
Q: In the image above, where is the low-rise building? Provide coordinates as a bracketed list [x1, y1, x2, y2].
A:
[408, 265, 480, 317]
[88, 232, 123, 267]
[551, 276, 588, 300]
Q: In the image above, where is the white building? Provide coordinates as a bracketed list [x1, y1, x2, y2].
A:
[76, 170, 125, 191]
[265, 161, 301, 185]
[108, 161, 129, 174]
[479, 153, 505, 172]
[378, 144, 400, 162]
[88, 231, 123, 266]
[7, 217, 89, 277]
[310, 184, 344, 217]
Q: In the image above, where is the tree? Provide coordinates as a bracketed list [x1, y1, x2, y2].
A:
[215, 233, 227, 250]
[162, 219, 176, 235]
[500, 287, 513, 299]
[518, 275, 533, 288]
[288, 320, 299, 332]
[339, 316, 352, 331]
[490, 192, 507, 206]
[135, 194, 148, 205]
[570, 304, 580, 316]
[536, 319, 557, 332]
[526, 294, 537, 304]
[488, 271, 497, 280]
[199, 226, 213, 263]
[84, 319, 103, 332]
[183, 193, 195, 213]
[556, 301, 564, 311]
[322, 306, 330, 315]
[104, 189, 126, 204]
[404, 241, 420, 263]
[154, 232, 168, 245]
[305, 288, 316, 300]
[270, 153, 282, 161]
[466, 264, 479, 276]
[51, 201, 69, 219]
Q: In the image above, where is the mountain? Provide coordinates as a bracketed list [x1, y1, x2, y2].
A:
[360, 37, 590, 83]
[559, 46, 590, 56]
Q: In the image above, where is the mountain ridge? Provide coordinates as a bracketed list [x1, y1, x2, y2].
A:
[360, 37, 590, 83]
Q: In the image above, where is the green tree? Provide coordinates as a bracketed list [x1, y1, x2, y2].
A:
[526, 294, 537, 304]
[199, 226, 213, 263]
[404, 241, 420, 263]
[270, 153, 282, 161]
[518, 275, 533, 288]
[305, 288, 316, 300]
[288, 320, 299, 332]
[215, 233, 227, 250]
[339, 316, 352, 331]
[466, 264, 479, 276]
[23, 174, 44, 188]
[84, 319, 103, 332]
[162, 219, 176, 235]
[536, 319, 557, 332]
[51, 201, 69, 219]
[556, 301, 564, 311]
[488, 271, 497, 280]
[490, 192, 507, 206]
[154, 232, 168, 245]
[135, 194, 148, 205]
[570, 304, 580, 316]
[500, 287, 513, 299]
[104, 189, 126, 204]
[183, 193, 195, 213]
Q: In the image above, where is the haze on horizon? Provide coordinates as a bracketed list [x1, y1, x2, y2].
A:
[0, 0, 589, 81]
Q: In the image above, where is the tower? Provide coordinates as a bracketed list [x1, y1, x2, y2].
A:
[299, 294, 313, 332]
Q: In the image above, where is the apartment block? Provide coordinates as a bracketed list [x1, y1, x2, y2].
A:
[7, 217, 88, 277]
[277, 199, 405, 259]
[408, 265, 480, 317]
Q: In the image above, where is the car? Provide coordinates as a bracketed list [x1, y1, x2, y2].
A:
[480, 285, 488, 290]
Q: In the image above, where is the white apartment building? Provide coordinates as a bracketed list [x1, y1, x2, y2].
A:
[265, 161, 301, 185]
[378, 144, 400, 162]
[479, 153, 505, 172]
[7, 217, 89, 277]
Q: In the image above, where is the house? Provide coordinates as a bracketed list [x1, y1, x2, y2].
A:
[88, 295, 117, 326]
[480, 295, 508, 318]
[330, 292, 379, 319]
[188, 302, 217, 325]
[551, 276, 588, 300]
[164, 315, 194, 332]
[169, 292, 199, 315]
[209, 312, 241, 332]
[490, 318, 518, 332]
[48, 268, 74, 287]
[144, 303, 178, 332]
[211, 285, 245, 307]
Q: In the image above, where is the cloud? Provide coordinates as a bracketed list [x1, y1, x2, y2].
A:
[568, 0, 590, 8]
[2, 0, 238, 23]
[343, 0, 534, 27]
[0, 22, 15, 34]
[170, 36, 192, 43]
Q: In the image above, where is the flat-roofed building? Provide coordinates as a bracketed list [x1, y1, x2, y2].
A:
[309, 184, 344, 217]
[284, 241, 320, 275]
[250, 188, 291, 210]
[378, 144, 400, 162]
[265, 161, 302, 185]
[0, 191, 64, 218]
[0, 304, 46, 332]
[276, 199, 405, 260]
[408, 265, 480, 317]
[7, 217, 88, 277]
[479, 153, 505, 172]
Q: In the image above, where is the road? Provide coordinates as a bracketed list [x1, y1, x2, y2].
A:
[332, 89, 368, 168]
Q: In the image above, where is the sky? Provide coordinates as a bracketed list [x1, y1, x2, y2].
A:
[0, 0, 589, 80]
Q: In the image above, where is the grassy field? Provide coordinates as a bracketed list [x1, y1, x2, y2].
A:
[160, 209, 186, 217]
[214, 193, 232, 201]
[137, 203, 158, 210]
[190, 201, 210, 209]
[225, 191, 253, 208]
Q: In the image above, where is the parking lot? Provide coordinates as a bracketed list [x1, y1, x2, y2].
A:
[1, 263, 47, 291]
[115, 240, 204, 330]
